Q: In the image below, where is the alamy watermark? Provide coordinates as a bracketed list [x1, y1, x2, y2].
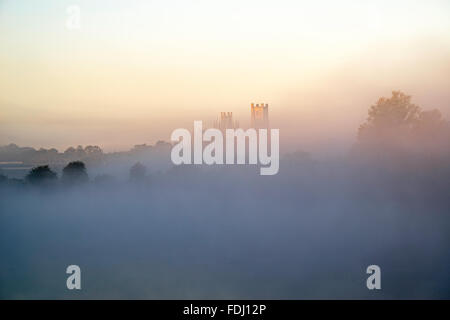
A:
[66, 5, 81, 30]
[66, 265, 81, 290]
[170, 121, 279, 175]
[366, 265, 381, 290]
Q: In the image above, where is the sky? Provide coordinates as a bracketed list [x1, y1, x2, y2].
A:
[1, 0, 450, 153]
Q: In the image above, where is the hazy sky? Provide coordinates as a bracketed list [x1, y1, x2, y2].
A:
[1, 0, 450, 153]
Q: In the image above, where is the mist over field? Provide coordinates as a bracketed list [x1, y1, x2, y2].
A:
[1, 91, 450, 299]
[1, 159, 450, 299]
[1, 0, 450, 299]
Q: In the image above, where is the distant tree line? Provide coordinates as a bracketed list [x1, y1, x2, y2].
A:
[0, 141, 171, 167]
[0, 160, 149, 189]
[1, 91, 449, 189]
[0, 144, 104, 165]
[25, 161, 89, 187]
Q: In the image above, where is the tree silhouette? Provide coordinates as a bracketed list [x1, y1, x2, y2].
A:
[358, 91, 421, 145]
[26, 165, 57, 186]
[84, 145, 103, 156]
[356, 90, 450, 159]
[129, 162, 147, 182]
[62, 161, 89, 185]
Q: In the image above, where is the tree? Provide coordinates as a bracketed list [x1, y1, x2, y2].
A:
[413, 109, 447, 138]
[64, 147, 76, 156]
[62, 161, 89, 185]
[355, 91, 450, 159]
[413, 109, 450, 154]
[84, 145, 103, 156]
[358, 91, 421, 146]
[129, 162, 147, 182]
[26, 165, 57, 186]
[63, 146, 86, 160]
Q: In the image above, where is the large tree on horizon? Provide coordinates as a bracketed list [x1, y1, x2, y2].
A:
[358, 91, 421, 145]
[356, 90, 450, 157]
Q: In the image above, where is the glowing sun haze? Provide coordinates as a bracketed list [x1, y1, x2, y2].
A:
[1, 0, 450, 153]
